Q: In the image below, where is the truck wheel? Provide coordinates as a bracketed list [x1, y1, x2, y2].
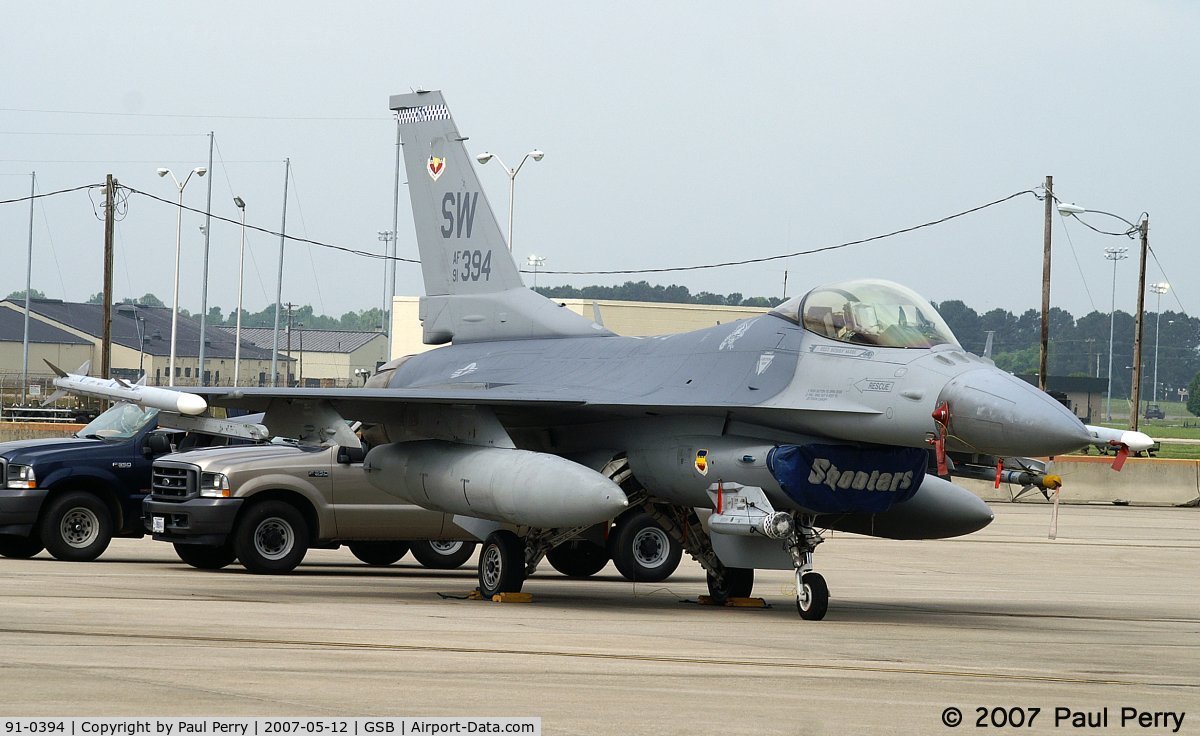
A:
[546, 539, 609, 577]
[173, 542, 236, 570]
[233, 500, 309, 574]
[608, 510, 682, 582]
[40, 492, 113, 562]
[349, 541, 410, 566]
[411, 540, 476, 569]
[0, 534, 44, 559]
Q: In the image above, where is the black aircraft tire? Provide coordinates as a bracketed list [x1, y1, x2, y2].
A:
[411, 540, 476, 569]
[233, 500, 310, 574]
[797, 572, 830, 621]
[40, 492, 113, 562]
[0, 533, 44, 559]
[478, 530, 525, 598]
[173, 542, 236, 570]
[349, 541, 410, 566]
[706, 567, 755, 604]
[608, 511, 682, 582]
[546, 539, 610, 577]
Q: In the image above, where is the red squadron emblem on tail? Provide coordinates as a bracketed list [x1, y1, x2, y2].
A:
[427, 156, 446, 181]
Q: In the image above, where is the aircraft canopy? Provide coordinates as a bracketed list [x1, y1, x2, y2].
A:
[771, 279, 961, 349]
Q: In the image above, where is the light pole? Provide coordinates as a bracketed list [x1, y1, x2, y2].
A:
[1149, 282, 1169, 404]
[475, 149, 544, 251]
[378, 229, 395, 348]
[1102, 246, 1128, 421]
[233, 196, 247, 387]
[526, 254, 545, 289]
[157, 165, 207, 387]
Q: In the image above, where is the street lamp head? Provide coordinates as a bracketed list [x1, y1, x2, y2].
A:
[476, 152, 494, 165]
[233, 196, 245, 210]
[529, 150, 544, 161]
[1057, 203, 1087, 215]
[156, 168, 170, 177]
[194, 167, 208, 177]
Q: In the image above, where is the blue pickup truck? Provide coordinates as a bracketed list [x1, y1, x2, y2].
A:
[0, 403, 191, 561]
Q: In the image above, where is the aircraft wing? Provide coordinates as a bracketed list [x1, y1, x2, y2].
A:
[190, 384, 880, 442]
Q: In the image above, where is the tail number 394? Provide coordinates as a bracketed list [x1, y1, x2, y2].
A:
[453, 250, 492, 282]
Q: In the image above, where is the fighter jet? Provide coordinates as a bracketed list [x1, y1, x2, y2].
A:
[161, 91, 1100, 619]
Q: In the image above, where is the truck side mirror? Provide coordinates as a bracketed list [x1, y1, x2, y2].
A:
[144, 432, 173, 456]
[337, 446, 366, 465]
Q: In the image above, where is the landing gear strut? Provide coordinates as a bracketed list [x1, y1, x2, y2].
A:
[787, 515, 828, 620]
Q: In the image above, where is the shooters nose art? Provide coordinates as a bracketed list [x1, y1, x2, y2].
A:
[937, 368, 1092, 457]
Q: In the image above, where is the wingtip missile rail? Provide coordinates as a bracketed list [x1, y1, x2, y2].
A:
[42, 360, 208, 416]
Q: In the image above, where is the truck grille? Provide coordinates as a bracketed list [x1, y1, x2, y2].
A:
[152, 463, 198, 500]
[0, 459, 6, 486]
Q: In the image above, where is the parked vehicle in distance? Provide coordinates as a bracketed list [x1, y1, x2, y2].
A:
[1144, 404, 1165, 420]
[0, 403, 234, 562]
[143, 441, 478, 573]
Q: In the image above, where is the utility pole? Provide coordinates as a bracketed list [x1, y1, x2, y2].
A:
[1129, 217, 1149, 431]
[270, 157, 290, 387]
[198, 131, 214, 386]
[1039, 175, 1053, 392]
[21, 172, 34, 405]
[101, 174, 116, 379]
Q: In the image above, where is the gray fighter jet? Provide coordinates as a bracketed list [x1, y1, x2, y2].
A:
[193, 90, 1096, 619]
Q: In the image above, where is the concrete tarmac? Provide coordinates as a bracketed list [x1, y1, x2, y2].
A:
[0, 505, 1196, 735]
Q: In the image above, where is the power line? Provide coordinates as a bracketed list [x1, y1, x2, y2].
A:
[0, 131, 209, 137]
[0, 106, 388, 122]
[533, 190, 1040, 275]
[0, 183, 101, 204]
[120, 184, 421, 264]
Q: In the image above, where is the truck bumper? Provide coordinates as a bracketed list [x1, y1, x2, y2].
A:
[143, 497, 244, 547]
[0, 488, 48, 536]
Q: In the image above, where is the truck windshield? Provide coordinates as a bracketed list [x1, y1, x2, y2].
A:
[77, 403, 159, 440]
[771, 279, 960, 349]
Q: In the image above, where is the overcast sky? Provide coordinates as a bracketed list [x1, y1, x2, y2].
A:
[2, 1, 1195, 326]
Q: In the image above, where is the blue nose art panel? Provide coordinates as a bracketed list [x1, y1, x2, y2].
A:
[767, 444, 926, 514]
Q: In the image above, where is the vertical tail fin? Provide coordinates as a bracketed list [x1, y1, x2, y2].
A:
[389, 90, 609, 344]
[390, 90, 521, 297]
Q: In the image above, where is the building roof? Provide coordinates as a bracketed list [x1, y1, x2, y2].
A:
[1018, 374, 1107, 393]
[0, 299, 288, 361]
[216, 326, 384, 354]
[0, 305, 93, 345]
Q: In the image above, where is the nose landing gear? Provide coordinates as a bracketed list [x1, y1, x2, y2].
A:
[787, 515, 828, 620]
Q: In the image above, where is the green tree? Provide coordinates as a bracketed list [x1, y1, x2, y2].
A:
[5, 288, 46, 301]
[1188, 372, 1200, 417]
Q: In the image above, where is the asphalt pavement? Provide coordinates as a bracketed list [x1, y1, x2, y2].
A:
[0, 504, 1196, 735]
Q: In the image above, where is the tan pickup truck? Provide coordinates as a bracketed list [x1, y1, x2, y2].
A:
[142, 441, 475, 573]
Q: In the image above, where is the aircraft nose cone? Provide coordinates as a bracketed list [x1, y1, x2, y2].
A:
[938, 368, 1091, 457]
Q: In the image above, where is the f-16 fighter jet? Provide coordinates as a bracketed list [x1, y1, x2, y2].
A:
[168, 91, 1102, 618]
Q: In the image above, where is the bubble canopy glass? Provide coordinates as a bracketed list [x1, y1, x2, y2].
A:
[770, 279, 961, 349]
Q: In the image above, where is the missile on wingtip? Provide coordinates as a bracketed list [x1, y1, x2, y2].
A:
[1085, 424, 1155, 453]
[43, 360, 207, 416]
